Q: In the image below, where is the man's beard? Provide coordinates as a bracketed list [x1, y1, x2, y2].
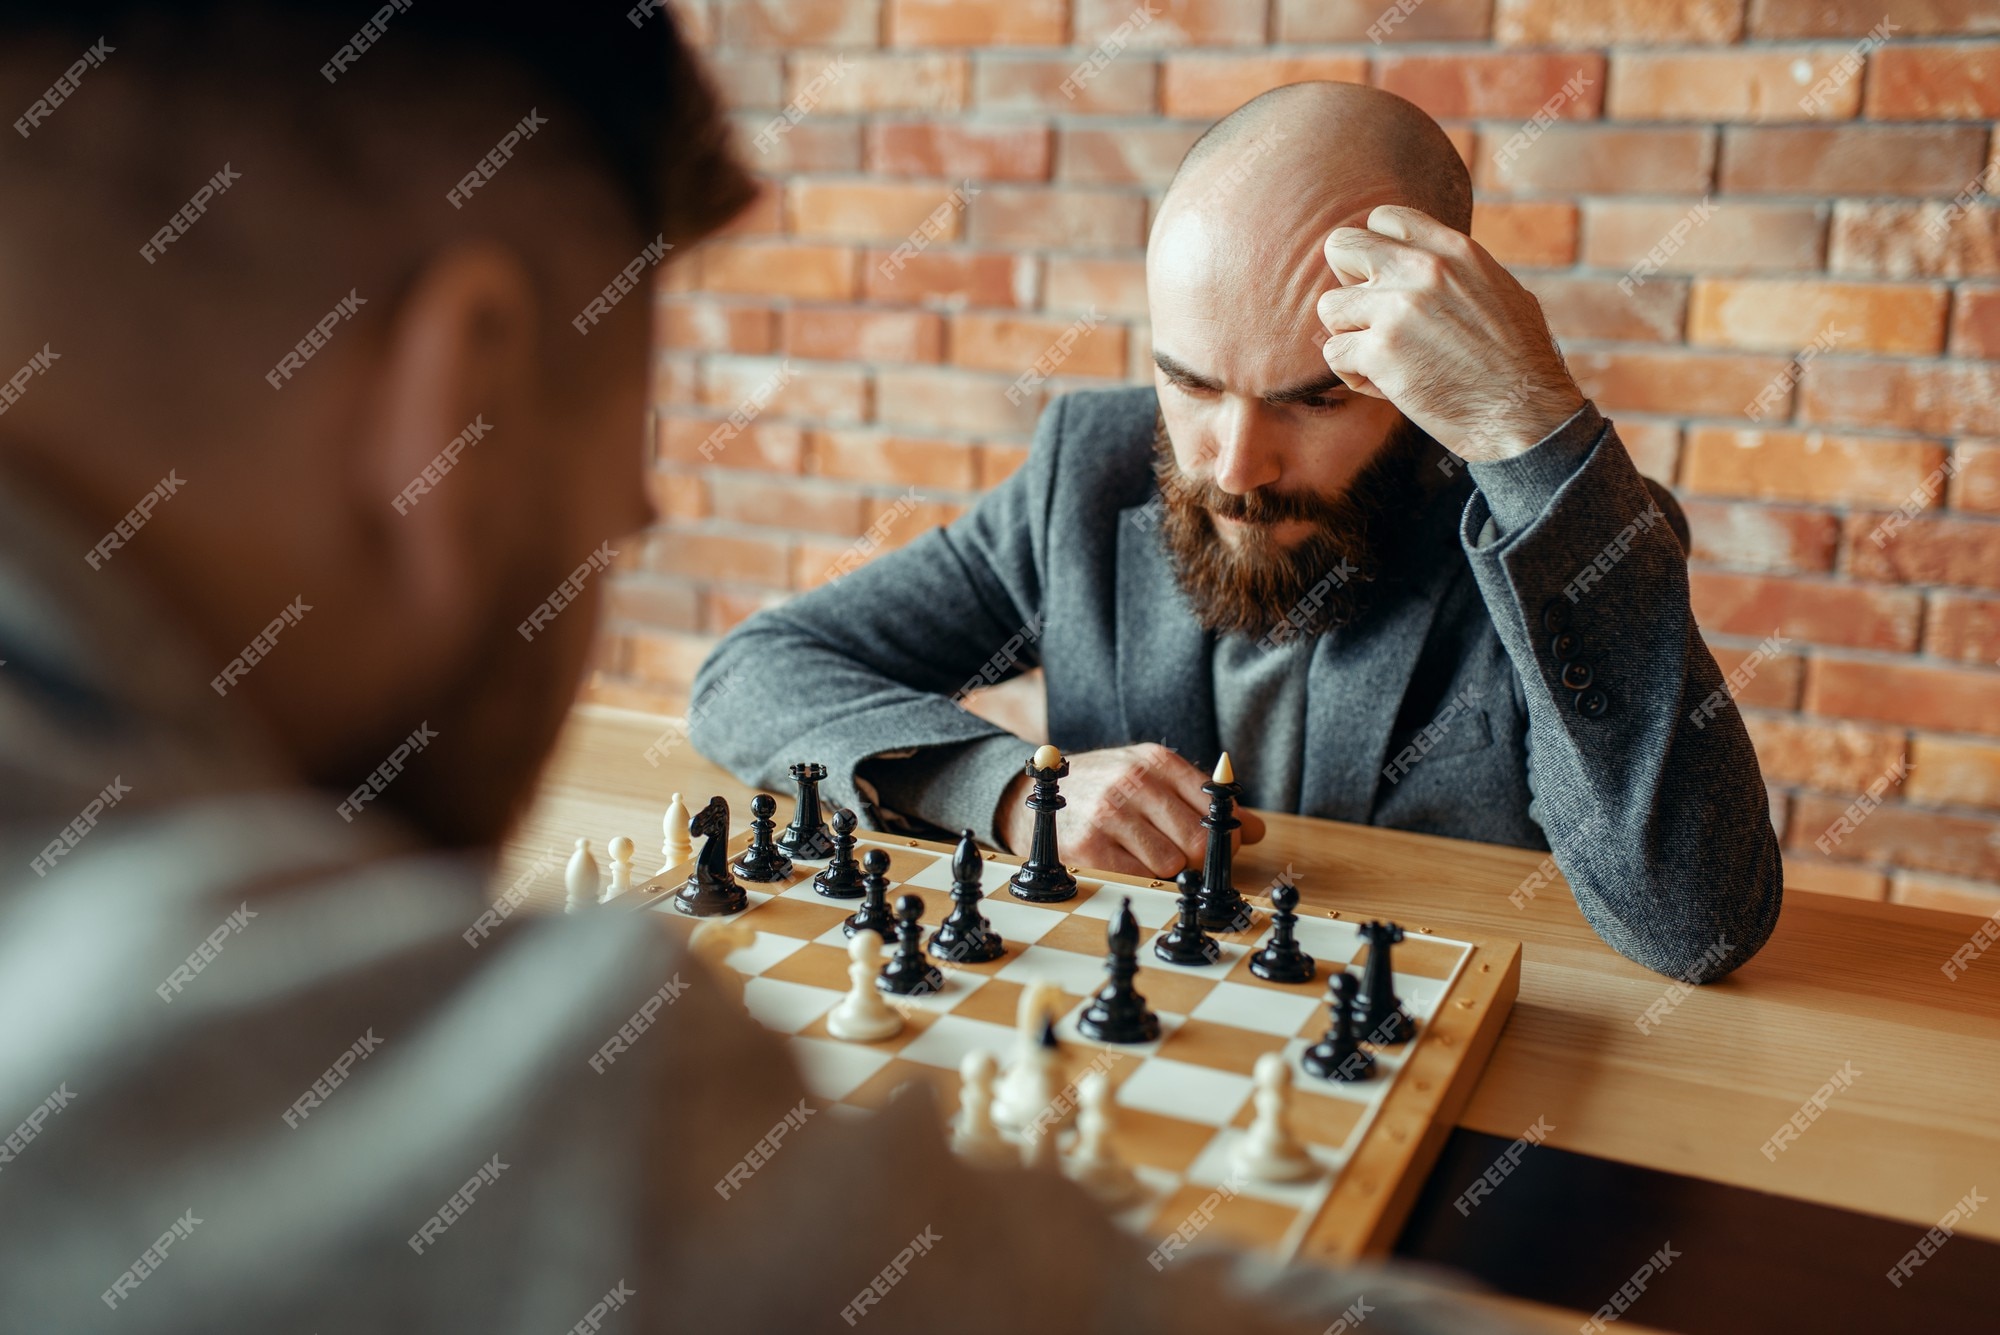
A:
[1154, 413, 1437, 642]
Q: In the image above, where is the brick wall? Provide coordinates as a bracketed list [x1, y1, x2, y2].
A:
[594, 0, 2000, 914]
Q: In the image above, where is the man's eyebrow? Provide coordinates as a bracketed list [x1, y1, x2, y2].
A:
[1153, 351, 1348, 405]
[1152, 351, 1223, 391]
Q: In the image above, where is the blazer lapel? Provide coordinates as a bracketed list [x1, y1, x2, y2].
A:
[1114, 505, 1221, 765]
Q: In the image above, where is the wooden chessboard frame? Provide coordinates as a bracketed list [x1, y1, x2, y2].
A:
[625, 827, 1522, 1264]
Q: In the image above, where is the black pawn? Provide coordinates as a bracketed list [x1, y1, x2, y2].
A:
[730, 794, 794, 883]
[812, 808, 865, 899]
[1248, 880, 1316, 983]
[878, 894, 945, 997]
[1153, 868, 1220, 966]
[1077, 898, 1160, 1045]
[1354, 920, 1416, 1046]
[1196, 765, 1251, 933]
[1008, 750, 1078, 903]
[842, 847, 897, 942]
[1303, 972, 1375, 1083]
[775, 761, 833, 860]
[930, 830, 1004, 964]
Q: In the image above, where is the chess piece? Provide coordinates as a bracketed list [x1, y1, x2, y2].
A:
[731, 794, 795, 882]
[826, 929, 903, 1042]
[842, 847, 897, 942]
[661, 792, 693, 875]
[603, 836, 635, 903]
[1008, 745, 1078, 903]
[1067, 1070, 1144, 1208]
[931, 829, 1004, 964]
[1232, 1053, 1316, 1182]
[1354, 920, 1416, 1045]
[812, 808, 865, 898]
[1303, 972, 1375, 1082]
[1153, 868, 1220, 966]
[775, 762, 833, 860]
[1248, 879, 1316, 983]
[994, 987, 1065, 1132]
[688, 918, 754, 1010]
[673, 796, 747, 917]
[878, 895, 945, 997]
[1197, 753, 1252, 933]
[951, 1051, 1015, 1169]
[564, 838, 600, 914]
[1077, 899, 1160, 1045]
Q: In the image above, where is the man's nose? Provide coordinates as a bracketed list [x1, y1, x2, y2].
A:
[1207, 398, 1281, 496]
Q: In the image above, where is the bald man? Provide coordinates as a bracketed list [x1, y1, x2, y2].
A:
[697, 83, 1783, 982]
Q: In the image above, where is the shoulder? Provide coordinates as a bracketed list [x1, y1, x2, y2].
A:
[1032, 385, 1162, 513]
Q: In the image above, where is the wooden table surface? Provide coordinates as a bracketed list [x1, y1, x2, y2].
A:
[505, 704, 2000, 1250]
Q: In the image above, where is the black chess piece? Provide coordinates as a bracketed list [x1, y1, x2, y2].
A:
[878, 894, 946, 996]
[930, 830, 1004, 964]
[775, 762, 833, 860]
[1077, 898, 1160, 1045]
[1196, 760, 1252, 933]
[1354, 920, 1416, 1045]
[730, 794, 794, 883]
[1008, 748, 1078, 903]
[673, 796, 747, 917]
[1248, 879, 1316, 983]
[1302, 972, 1375, 1082]
[842, 847, 897, 942]
[812, 808, 865, 899]
[1153, 868, 1220, 966]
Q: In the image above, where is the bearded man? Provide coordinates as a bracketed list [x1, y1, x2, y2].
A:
[694, 82, 1782, 981]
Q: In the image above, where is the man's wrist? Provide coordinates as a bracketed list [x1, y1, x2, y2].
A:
[1457, 385, 1589, 464]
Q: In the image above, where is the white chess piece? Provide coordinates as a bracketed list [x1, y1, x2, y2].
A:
[604, 836, 635, 902]
[1067, 1070, 1144, 1208]
[826, 930, 903, 1042]
[1232, 1052, 1317, 1183]
[564, 838, 600, 914]
[951, 1051, 1015, 1169]
[994, 982, 1064, 1132]
[662, 793, 693, 875]
[689, 918, 754, 1009]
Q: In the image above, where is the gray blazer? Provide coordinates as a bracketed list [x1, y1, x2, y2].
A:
[694, 387, 1783, 980]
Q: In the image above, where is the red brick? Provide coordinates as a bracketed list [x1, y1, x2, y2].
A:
[1043, 257, 1150, 319]
[627, 630, 718, 689]
[1494, 0, 1744, 43]
[1908, 734, 2000, 811]
[978, 442, 1033, 488]
[721, 0, 880, 47]
[1743, 712, 1908, 793]
[729, 115, 862, 173]
[888, 0, 1066, 45]
[1384, 52, 1608, 122]
[712, 185, 783, 239]
[649, 530, 792, 587]
[1806, 656, 2000, 738]
[1687, 279, 1948, 356]
[644, 470, 709, 524]
[1579, 202, 1824, 273]
[791, 536, 864, 590]
[1617, 419, 1681, 482]
[863, 248, 1037, 308]
[809, 429, 981, 490]
[969, 186, 1149, 251]
[651, 355, 699, 408]
[669, 0, 712, 46]
[1889, 871, 2000, 917]
[1276, 0, 1491, 41]
[583, 673, 686, 717]
[782, 307, 944, 364]
[1844, 512, 2000, 591]
[1607, 48, 1864, 121]
[604, 576, 702, 632]
[1682, 428, 1947, 507]
[701, 355, 869, 424]
[1718, 126, 1990, 196]
[658, 415, 806, 474]
[1749, 0, 2000, 37]
[1158, 55, 1369, 118]
[1790, 794, 2000, 882]
[1798, 359, 2000, 436]
[709, 474, 867, 537]
[1925, 591, 2000, 664]
[1949, 285, 2000, 358]
[972, 55, 1157, 115]
[1126, 317, 1154, 382]
[700, 242, 857, 300]
[862, 493, 967, 549]
[1566, 350, 1794, 417]
[1057, 125, 1204, 188]
[1473, 201, 1580, 269]
[1707, 639, 1804, 708]
[709, 54, 783, 109]
[707, 587, 785, 634]
[1829, 201, 2000, 279]
[1866, 43, 2000, 120]
[866, 122, 1053, 181]
[1524, 274, 1683, 342]
[1479, 127, 1714, 195]
[1073, 0, 1268, 48]
[1951, 440, 2000, 514]
[788, 52, 968, 114]
[877, 367, 1045, 434]
[1683, 499, 1838, 573]
[950, 312, 1128, 379]
[1781, 855, 1888, 901]
[791, 180, 968, 244]
[660, 299, 776, 355]
[1690, 571, 1920, 652]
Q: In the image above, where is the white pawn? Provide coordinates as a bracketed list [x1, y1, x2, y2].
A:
[1067, 1070, 1144, 1208]
[662, 792, 693, 875]
[951, 1051, 1015, 1169]
[1232, 1052, 1316, 1183]
[826, 930, 903, 1043]
[994, 983, 1064, 1133]
[564, 838, 600, 914]
[604, 836, 635, 902]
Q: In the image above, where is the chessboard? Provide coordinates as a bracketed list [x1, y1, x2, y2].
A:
[622, 823, 1522, 1266]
